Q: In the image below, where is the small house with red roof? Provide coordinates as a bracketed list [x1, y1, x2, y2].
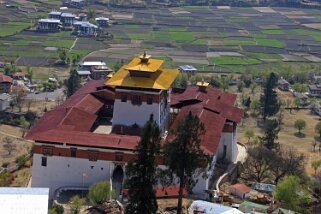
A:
[0, 74, 13, 93]
[26, 54, 243, 198]
[229, 183, 251, 199]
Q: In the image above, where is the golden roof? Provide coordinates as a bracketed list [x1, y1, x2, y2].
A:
[125, 57, 163, 73]
[106, 56, 179, 90]
[197, 81, 209, 87]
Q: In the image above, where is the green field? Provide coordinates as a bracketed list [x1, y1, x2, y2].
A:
[0, 22, 31, 37]
[209, 56, 261, 65]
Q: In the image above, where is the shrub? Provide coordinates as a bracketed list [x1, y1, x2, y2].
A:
[24, 160, 32, 168]
[2, 162, 9, 168]
[88, 181, 113, 205]
[15, 154, 28, 168]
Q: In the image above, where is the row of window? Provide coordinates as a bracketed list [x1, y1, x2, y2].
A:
[121, 94, 153, 105]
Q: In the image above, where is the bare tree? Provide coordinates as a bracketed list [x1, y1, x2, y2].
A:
[270, 148, 305, 184]
[11, 85, 27, 112]
[240, 146, 274, 183]
[3, 137, 16, 156]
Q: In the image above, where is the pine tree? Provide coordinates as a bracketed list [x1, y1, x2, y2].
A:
[125, 115, 161, 214]
[163, 112, 209, 214]
[66, 68, 81, 97]
[260, 118, 280, 149]
[261, 72, 280, 120]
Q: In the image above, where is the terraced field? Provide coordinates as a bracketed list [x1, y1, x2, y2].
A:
[1, 1, 321, 72]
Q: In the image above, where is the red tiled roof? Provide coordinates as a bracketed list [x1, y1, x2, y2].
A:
[229, 183, 251, 194]
[25, 80, 136, 150]
[169, 85, 243, 155]
[0, 74, 13, 83]
[170, 86, 236, 107]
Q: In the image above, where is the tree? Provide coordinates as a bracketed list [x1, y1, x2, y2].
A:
[12, 85, 27, 112]
[26, 67, 33, 83]
[3, 137, 16, 156]
[244, 130, 254, 143]
[250, 82, 257, 94]
[270, 148, 305, 184]
[294, 119, 306, 135]
[20, 116, 30, 137]
[274, 176, 310, 212]
[250, 99, 261, 116]
[65, 68, 81, 97]
[260, 118, 280, 149]
[70, 195, 84, 214]
[311, 160, 321, 176]
[48, 204, 64, 214]
[237, 81, 245, 92]
[293, 83, 308, 93]
[241, 146, 273, 183]
[88, 181, 113, 205]
[172, 73, 188, 89]
[87, 8, 96, 20]
[315, 121, 321, 139]
[163, 112, 208, 214]
[260, 72, 280, 120]
[58, 48, 67, 64]
[125, 115, 161, 214]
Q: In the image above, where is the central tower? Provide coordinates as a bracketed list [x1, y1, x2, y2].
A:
[106, 53, 179, 132]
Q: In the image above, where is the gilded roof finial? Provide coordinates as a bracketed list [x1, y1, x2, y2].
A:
[143, 50, 146, 58]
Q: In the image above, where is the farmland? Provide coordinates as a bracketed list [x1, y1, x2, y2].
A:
[0, 2, 321, 73]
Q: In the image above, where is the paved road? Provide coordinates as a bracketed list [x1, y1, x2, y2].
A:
[25, 89, 65, 101]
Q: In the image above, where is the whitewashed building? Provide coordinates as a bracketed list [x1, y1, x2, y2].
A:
[26, 53, 243, 198]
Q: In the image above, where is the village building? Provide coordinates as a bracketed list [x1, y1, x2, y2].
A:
[0, 74, 13, 93]
[179, 64, 197, 77]
[228, 183, 251, 199]
[73, 21, 98, 36]
[60, 13, 76, 26]
[309, 84, 321, 97]
[0, 93, 11, 111]
[26, 53, 243, 199]
[95, 17, 109, 27]
[278, 77, 290, 91]
[69, 0, 86, 7]
[37, 19, 62, 31]
[48, 11, 62, 20]
[79, 61, 106, 71]
[90, 65, 113, 80]
[76, 13, 87, 21]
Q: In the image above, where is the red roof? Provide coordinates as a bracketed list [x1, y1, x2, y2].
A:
[0, 74, 13, 83]
[229, 183, 251, 194]
[25, 80, 138, 150]
[169, 85, 243, 155]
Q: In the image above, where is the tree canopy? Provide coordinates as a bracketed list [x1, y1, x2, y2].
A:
[163, 111, 209, 214]
[260, 72, 280, 120]
[125, 115, 161, 214]
[274, 176, 310, 212]
[294, 119, 306, 135]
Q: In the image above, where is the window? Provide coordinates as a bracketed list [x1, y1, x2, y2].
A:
[115, 152, 124, 161]
[121, 94, 127, 102]
[88, 150, 98, 162]
[42, 146, 53, 156]
[131, 95, 142, 105]
[41, 157, 47, 167]
[70, 148, 77, 157]
[147, 95, 153, 105]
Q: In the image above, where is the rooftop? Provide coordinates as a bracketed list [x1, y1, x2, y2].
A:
[79, 61, 106, 67]
[179, 65, 197, 71]
[0, 74, 13, 83]
[38, 19, 61, 23]
[49, 11, 62, 15]
[229, 183, 251, 194]
[106, 54, 179, 90]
